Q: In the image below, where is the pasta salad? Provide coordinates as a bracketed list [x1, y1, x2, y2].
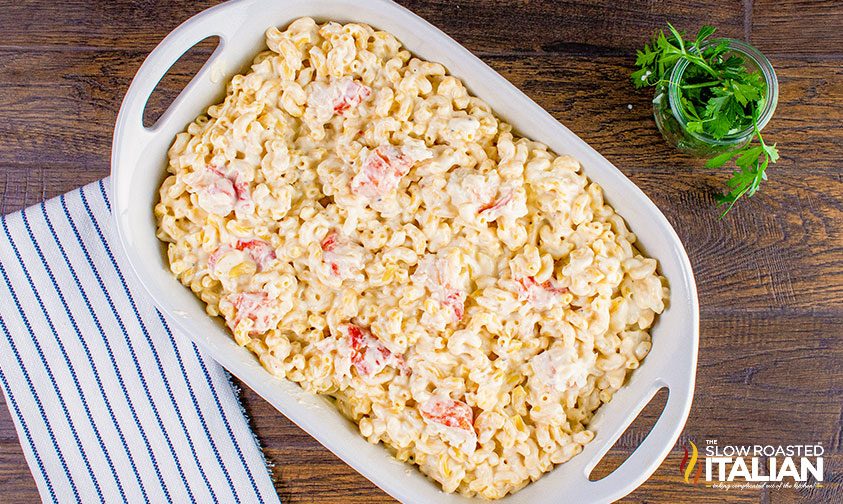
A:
[154, 17, 669, 499]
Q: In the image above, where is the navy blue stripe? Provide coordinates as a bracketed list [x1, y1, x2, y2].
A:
[0, 257, 81, 500]
[81, 187, 198, 503]
[41, 202, 151, 501]
[20, 206, 126, 501]
[155, 314, 226, 503]
[3, 216, 107, 500]
[59, 194, 172, 502]
[194, 348, 266, 504]
[127, 309, 220, 503]
[0, 314, 57, 504]
[3, 214, 106, 501]
[99, 180, 265, 502]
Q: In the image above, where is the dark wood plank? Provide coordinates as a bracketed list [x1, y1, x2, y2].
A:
[3, 163, 840, 316]
[398, 0, 748, 55]
[751, 0, 843, 58]
[1, 50, 841, 312]
[0, 1, 747, 55]
[0, 0, 219, 52]
[238, 312, 843, 503]
[6, 0, 830, 60]
[1, 49, 840, 169]
[0, 164, 105, 215]
[621, 454, 843, 503]
[0, 395, 39, 502]
[1, 1, 842, 503]
[483, 56, 843, 169]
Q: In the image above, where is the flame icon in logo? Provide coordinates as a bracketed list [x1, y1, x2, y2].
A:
[680, 441, 703, 484]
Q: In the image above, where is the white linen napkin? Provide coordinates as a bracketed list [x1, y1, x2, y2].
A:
[0, 178, 280, 503]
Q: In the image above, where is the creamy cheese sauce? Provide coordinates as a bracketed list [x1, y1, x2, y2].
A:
[155, 17, 668, 499]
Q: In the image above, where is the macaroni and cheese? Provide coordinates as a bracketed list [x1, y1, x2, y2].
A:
[154, 17, 669, 499]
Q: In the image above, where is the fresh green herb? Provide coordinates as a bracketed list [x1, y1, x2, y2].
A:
[632, 24, 779, 217]
[705, 119, 778, 215]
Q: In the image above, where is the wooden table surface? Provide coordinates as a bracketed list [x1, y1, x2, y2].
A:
[1, 1, 841, 502]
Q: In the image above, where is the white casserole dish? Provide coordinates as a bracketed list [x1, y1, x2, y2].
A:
[111, 1, 699, 502]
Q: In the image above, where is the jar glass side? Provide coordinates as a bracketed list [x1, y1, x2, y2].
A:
[652, 38, 779, 157]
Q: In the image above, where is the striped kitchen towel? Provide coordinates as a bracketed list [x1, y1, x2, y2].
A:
[0, 179, 280, 503]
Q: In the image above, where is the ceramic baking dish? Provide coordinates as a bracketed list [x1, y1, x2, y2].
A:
[111, 0, 699, 501]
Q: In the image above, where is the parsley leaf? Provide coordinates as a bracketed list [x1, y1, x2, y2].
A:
[631, 24, 780, 217]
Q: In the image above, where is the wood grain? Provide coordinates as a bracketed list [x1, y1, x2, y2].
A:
[1, 49, 840, 313]
[0, 1, 748, 54]
[1, 1, 842, 503]
[234, 312, 843, 503]
[1, 50, 841, 168]
[751, 0, 843, 58]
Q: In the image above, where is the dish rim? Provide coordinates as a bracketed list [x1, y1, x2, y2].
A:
[110, 1, 700, 502]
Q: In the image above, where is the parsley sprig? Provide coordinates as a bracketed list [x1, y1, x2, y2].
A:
[632, 24, 779, 217]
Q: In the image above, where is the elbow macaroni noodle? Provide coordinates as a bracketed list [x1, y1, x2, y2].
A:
[155, 18, 669, 499]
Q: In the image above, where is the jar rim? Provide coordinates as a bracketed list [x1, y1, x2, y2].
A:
[668, 38, 779, 145]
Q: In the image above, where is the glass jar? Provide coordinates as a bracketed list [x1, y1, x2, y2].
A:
[652, 38, 778, 157]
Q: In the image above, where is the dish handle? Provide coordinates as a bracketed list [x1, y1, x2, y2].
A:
[113, 1, 245, 152]
[562, 373, 690, 502]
